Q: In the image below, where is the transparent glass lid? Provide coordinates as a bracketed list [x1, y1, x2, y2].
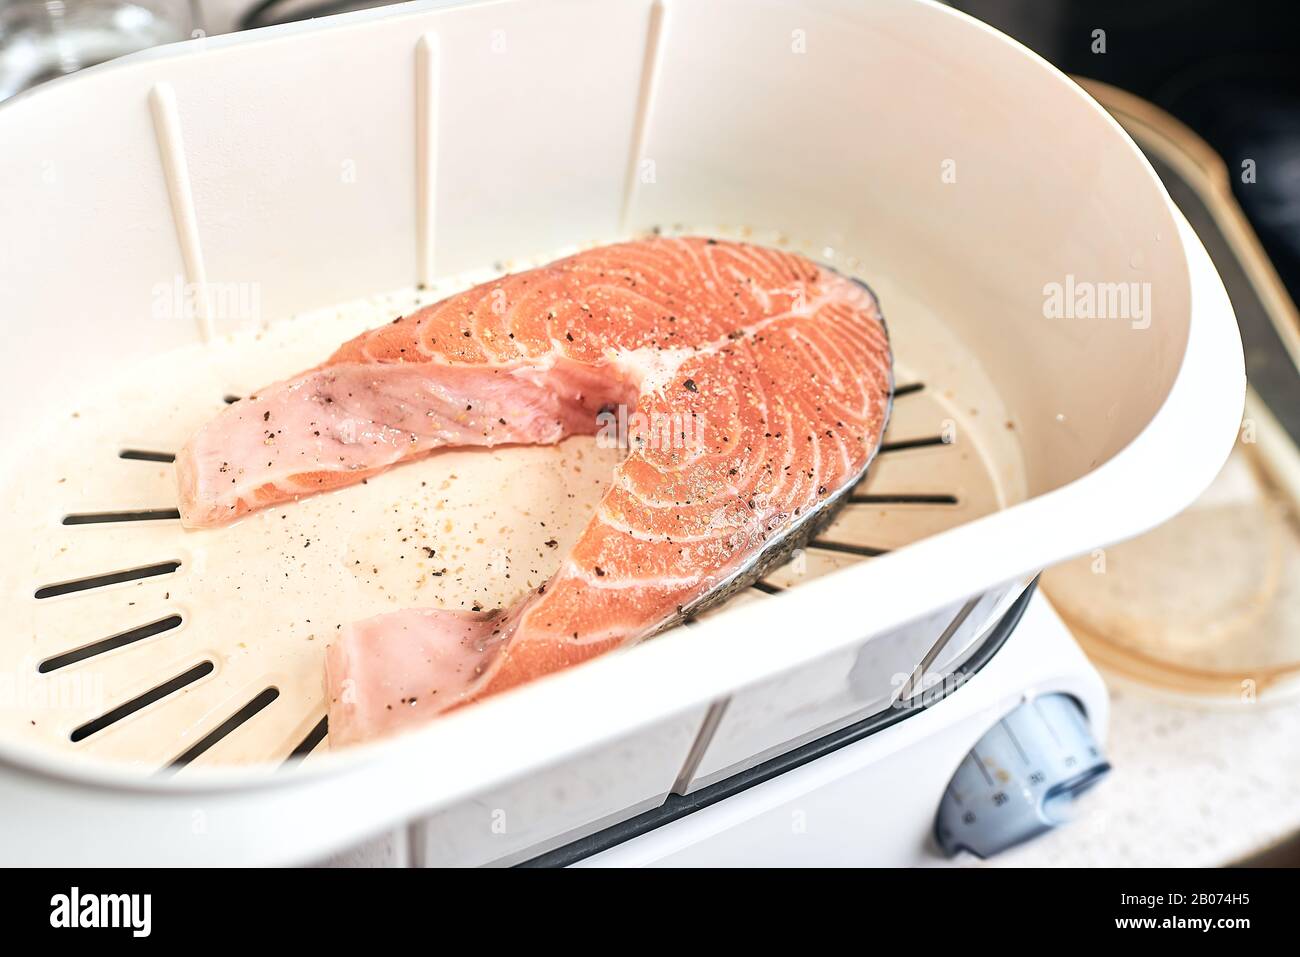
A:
[0, 0, 193, 103]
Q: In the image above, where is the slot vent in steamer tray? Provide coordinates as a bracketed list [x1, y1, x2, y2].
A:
[0, 254, 1024, 772]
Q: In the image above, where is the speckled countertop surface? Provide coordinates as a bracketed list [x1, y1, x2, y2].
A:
[962, 685, 1300, 867]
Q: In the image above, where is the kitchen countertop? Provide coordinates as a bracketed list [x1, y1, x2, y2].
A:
[965, 685, 1300, 867]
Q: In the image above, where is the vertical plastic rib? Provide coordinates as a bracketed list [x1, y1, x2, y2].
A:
[416, 32, 441, 287]
[148, 82, 212, 343]
[619, 0, 666, 231]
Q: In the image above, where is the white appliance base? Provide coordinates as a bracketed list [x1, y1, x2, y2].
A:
[571, 592, 1106, 867]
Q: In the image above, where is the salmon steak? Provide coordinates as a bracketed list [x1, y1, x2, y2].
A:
[176, 237, 893, 746]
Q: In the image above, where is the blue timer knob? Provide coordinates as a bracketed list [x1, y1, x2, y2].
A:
[936, 693, 1110, 858]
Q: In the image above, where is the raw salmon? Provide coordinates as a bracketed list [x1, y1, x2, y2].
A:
[175, 237, 892, 745]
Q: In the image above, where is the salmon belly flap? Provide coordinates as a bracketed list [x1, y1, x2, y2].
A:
[176, 238, 893, 746]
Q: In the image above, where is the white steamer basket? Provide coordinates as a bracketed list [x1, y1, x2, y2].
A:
[0, 0, 1243, 866]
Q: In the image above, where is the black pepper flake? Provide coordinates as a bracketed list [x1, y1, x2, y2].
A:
[594, 566, 606, 577]
[683, 378, 698, 393]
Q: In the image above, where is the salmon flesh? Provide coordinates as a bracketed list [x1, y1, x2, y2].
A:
[176, 238, 893, 746]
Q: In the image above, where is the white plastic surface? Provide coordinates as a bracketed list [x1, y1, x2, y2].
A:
[686, 580, 1023, 790]
[412, 700, 707, 867]
[577, 592, 1108, 867]
[0, 0, 1242, 866]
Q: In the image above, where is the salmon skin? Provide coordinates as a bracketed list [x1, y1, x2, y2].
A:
[175, 237, 893, 746]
